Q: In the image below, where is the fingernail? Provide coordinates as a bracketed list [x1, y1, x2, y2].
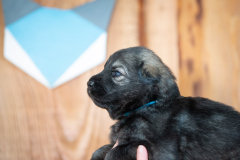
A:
[138, 145, 145, 154]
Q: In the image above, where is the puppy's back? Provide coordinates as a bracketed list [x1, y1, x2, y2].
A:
[171, 97, 240, 159]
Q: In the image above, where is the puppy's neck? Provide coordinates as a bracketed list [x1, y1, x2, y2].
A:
[157, 82, 180, 105]
[123, 100, 158, 116]
[108, 82, 181, 120]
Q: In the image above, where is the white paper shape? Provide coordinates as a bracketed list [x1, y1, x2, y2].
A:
[4, 28, 50, 87]
[52, 32, 107, 88]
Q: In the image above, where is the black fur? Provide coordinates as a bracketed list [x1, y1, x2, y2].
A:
[87, 47, 240, 160]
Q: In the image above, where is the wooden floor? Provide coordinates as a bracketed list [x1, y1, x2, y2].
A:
[0, 0, 239, 159]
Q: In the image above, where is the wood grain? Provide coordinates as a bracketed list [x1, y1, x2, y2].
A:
[144, 0, 179, 80]
[202, 0, 240, 111]
[0, 9, 58, 160]
[178, 0, 205, 97]
[178, 0, 240, 111]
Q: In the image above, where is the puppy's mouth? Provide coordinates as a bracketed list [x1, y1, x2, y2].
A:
[87, 83, 107, 96]
[90, 95, 108, 109]
[87, 87, 107, 106]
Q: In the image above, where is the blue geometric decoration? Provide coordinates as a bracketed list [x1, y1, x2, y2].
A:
[2, 0, 116, 88]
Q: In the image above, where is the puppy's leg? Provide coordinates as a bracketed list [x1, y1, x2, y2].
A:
[91, 144, 113, 160]
[105, 141, 153, 160]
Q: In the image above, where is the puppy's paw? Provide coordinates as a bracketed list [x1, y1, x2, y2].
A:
[90, 152, 104, 160]
[105, 143, 138, 160]
[90, 144, 113, 160]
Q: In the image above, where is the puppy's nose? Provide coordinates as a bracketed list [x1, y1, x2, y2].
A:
[87, 81, 95, 87]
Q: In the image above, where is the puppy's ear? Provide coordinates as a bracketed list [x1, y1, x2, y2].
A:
[139, 61, 160, 84]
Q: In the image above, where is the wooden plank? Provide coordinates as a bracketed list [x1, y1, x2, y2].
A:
[107, 0, 140, 54]
[0, 5, 58, 160]
[178, 0, 240, 110]
[144, 0, 179, 80]
[178, 0, 205, 97]
[202, 0, 240, 110]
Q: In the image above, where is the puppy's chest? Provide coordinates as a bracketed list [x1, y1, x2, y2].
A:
[109, 118, 148, 142]
[109, 116, 166, 144]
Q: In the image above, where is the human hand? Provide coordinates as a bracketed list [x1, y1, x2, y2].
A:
[112, 141, 148, 160]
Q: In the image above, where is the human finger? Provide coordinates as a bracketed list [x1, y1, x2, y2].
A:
[137, 145, 148, 160]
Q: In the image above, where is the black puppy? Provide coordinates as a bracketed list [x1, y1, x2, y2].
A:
[87, 47, 240, 160]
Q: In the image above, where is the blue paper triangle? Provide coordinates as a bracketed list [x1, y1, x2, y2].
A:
[73, 0, 116, 31]
[2, 0, 40, 25]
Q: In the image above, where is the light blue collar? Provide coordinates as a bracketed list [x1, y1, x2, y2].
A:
[123, 100, 158, 116]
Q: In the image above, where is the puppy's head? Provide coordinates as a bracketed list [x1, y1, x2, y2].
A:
[87, 47, 180, 119]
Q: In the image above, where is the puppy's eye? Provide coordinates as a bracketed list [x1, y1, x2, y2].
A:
[111, 70, 122, 77]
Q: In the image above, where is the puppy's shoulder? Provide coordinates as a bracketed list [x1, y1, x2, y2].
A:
[175, 96, 238, 113]
[171, 96, 240, 133]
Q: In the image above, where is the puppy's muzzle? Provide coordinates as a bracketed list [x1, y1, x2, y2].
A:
[87, 76, 107, 98]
